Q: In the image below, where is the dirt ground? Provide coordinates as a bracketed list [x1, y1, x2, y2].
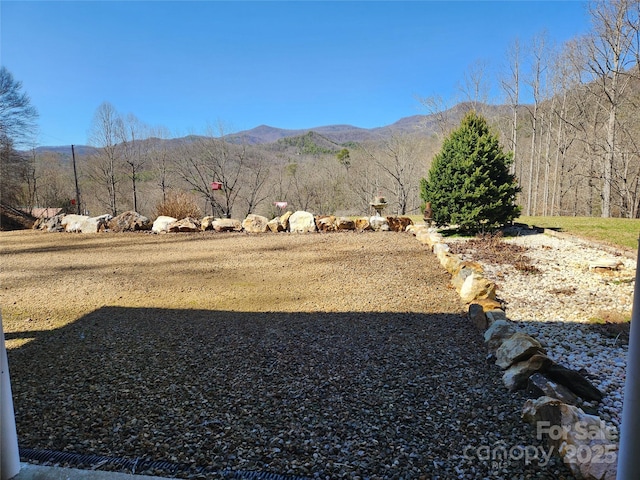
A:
[0, 230, 459, 336]
[0, 230, 575, 479]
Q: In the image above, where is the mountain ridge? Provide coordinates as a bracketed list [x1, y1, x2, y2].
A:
[29, 103, 511, 153]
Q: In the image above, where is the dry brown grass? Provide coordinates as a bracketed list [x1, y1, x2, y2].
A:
[155, 191, 202, 219]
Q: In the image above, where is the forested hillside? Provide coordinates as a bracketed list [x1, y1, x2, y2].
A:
[3, 0, 639, 222]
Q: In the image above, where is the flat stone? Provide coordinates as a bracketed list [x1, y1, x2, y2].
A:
[495, 332, 545, 370]
[527, 372, 579, 405]
[484, 320, 517, 353]
[502, 354, 553, 392]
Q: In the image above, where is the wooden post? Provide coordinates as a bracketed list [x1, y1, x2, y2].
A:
[71, 145, 82, 215]
[1, 313, 20, 479]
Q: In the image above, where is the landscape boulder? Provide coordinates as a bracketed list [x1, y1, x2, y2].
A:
[544, 363, 604, 402]
[108, 211, 151, 232]
[484, 320, 518, 353]
[354, 217, 371, 231]
[495, 332, 546, 370]
[61, 214, 90, 233]
[369, 216, 389, 231]
[468, 303, 487, 330]
[267, 217, 286, 233]
[169, 217, 200, 232]
[316, 215, 336, 232]
[522, 396, 617, 480]
[335, 217, 356, 231]
[79, 214, 112, 233]
[451, 262, 484, 292]
[201, 216, 215, 231]
[502, 354, 553, 391]
[289, 211, 316, 233]
[152, 216, 177, 233]
[212, 218, 242, 232]
[459, 272, 496, 303]
[527, 372, 580, 405]
[242, 214, 269, 233]
[386, 216, 413, 232]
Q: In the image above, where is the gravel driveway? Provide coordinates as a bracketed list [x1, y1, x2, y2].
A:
[1, 230, 574, 479]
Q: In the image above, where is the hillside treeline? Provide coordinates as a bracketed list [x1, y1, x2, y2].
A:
[4, 0, 640, 221]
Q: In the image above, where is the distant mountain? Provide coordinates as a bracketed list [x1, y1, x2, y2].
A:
[28, 103, 514, 154]
[32, 144, 98, 156]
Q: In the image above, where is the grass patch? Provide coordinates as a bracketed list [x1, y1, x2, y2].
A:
[518, 216, 640, 250]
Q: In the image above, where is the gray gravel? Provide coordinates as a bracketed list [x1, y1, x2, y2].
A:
[5, 232, 576, 479]
[9, 309, 574, 479]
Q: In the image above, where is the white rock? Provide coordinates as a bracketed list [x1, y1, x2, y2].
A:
[152, 216, 177, 233]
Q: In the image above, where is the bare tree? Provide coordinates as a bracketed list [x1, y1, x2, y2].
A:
[460, 59, 492, 114]
[360, 133, 425, 215]
[501, 39, 522, 177]
[148, 126, 173, 205]
[238, 151, 270, 217]
[119, 113, 148, 213]
[584, 0, 639, 217]
[88, 102, 123, 215]
[523, 33, 548, 216]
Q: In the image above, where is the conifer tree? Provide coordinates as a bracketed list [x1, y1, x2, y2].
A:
[420, 111, 520, 232]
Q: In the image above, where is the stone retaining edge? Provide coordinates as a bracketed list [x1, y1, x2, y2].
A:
[407, 224, 618, 480]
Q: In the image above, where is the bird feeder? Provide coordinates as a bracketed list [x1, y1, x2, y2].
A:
[211, 181, 222, 191]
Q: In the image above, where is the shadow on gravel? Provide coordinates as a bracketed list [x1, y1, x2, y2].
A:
[7, 306, 574, 479]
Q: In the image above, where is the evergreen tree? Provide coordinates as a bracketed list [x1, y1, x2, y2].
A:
[420, 111, 520, 232]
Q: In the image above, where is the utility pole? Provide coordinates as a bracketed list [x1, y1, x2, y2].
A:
[71, 145, 82, 214]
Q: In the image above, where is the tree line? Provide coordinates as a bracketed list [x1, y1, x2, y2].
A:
[2, 0, 640, 221]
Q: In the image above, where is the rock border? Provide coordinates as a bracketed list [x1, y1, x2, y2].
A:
[407, 224, 618, 480]
[33, 211, 415, 234]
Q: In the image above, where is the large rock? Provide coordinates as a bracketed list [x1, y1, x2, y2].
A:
[474, 297, 504, 312]
[267, 217, 286, 233]
[522, 396, 618, 480]
[108, 211, 150, 232]
[335, 217, 355, 231]
[386, 216, 413, 232]
[407, 224, 428, 236]
[212, 218, 242, 232]
[279, 211, 293, 230]
[242, 214, 269, 233]
[152, 216, 177, 233]
[61, 214, 90, 232]
[544, 363, 604, 402]
[459, 272, 496, 303]
[437, 251, 463, 275]
[36, 214, 65, 232]
[201, 216, 215, 231]
[315, 215, 336, 232]
[289, 211, 317, 233]
[495, 332, 546, 370]
[354, 217, 371, 231]
[79, 214, 112, 233]
[369, 216, 389, 231]
[168, 217, 200, 232]
[451, 262, 483, 292]
[502, 354, 553, 391]
[527, 373, 580, 405]
[484, 320, 517, 353]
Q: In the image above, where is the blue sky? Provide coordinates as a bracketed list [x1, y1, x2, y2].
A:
[1, 1, 590, 147]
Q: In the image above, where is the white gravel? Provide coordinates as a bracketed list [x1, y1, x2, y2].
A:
[455, 230, 635, 432]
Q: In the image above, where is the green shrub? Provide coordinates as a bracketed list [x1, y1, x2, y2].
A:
[420, 111, 520, 233]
